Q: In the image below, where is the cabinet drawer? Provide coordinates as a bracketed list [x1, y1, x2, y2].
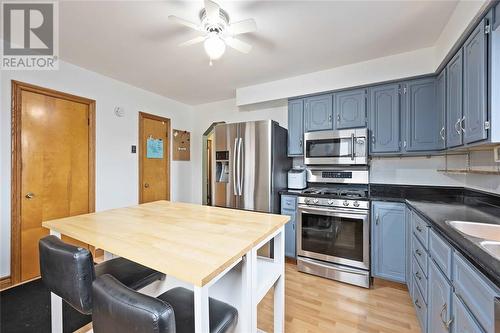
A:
[281, 195, 297, 211]
[429, 229, 453, 280]
[412, 210, 429, 249]
[453, 294, 485, 333]
[412, 257, 428, 303]
[454, 253, 499, 333]
[412, 234, 429, 277]
[412, 278, 428, 333]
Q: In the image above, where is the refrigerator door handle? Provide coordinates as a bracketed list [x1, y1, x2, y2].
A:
[233, 138, 238, 195]
[236, 138, 242, 195]
[238, 137, 244, 195]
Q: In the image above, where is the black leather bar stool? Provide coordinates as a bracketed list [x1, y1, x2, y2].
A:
[92, 274, 238, 333]
[39, 235, 165, 315]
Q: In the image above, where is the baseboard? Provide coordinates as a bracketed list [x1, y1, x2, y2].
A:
[0, 276, 12, 291]
[372, 277, 408, 291]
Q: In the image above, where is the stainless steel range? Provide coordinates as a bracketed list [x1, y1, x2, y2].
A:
[296, 167, 371, 288]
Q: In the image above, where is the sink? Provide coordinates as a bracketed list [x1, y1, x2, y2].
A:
[481, 241, 500, 260]
[447, 221, 500, 242]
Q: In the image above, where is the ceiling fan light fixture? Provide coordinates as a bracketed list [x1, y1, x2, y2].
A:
[204, 34, 226, 60]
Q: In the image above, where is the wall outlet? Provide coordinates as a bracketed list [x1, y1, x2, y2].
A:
[131, 145, 136, 154]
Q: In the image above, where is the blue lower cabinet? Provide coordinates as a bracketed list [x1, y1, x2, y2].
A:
[453, 294, 484, 333]
[428, 260, 453, 333]
[453, 253, 499, 333]
[281, 195, 297, 258]
[371, 202, 407, 283]
[413, 278, 428, 333]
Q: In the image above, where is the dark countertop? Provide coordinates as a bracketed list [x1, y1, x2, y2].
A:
[407, 200, 500, 288]
[281, 184, 500, 288]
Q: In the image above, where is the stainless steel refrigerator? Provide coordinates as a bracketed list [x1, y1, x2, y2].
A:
[212, 120, 291, 214]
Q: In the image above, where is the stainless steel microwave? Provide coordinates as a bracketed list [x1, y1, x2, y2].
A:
[303, 128, 368, 165]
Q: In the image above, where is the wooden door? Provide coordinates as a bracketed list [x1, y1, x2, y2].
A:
[304, 94, 333, 132]
[139, 112, 170, 203]
[13, 81, 95, 283]
[334, 88, 367, 129]
[287, 99, 304, 156]
[368, 84, 401, 154]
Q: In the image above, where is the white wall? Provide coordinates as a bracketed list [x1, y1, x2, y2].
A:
[466, 151, 500, 194]
[236, 1, 488, 106]
[433, 0, 489, 66]
[190, 98, 287, 204]
[236, 47, 435, 106]
[0, 61, 195, 278]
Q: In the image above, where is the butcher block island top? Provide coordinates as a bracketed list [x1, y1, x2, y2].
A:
[42, 200, 290, 287]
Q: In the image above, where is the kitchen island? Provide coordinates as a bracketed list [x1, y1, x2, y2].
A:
[42, 200, 290, 333]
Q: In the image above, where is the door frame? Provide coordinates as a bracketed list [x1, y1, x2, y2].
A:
[138, 112, 171, 203]
[10, 80, 96, 287]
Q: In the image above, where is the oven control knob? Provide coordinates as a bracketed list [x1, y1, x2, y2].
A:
[353, 201, 360, 207]
[305, 198, 310, 204]
[327, 199, 334, 205]
[343, 200, 349, 206]
[313, 199, 319, 204]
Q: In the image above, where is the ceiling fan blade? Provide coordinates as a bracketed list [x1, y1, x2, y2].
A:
[204, 0, 220, 22]
[225, 37, 252, 54]
[229, 19, 257, 35]
[168, 15, 200, 31]
[179, 36, 206, 47]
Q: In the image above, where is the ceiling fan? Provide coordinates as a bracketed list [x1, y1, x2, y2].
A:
[169, 0, 257, 65]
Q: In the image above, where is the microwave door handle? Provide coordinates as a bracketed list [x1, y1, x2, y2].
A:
[351, 133, 355, 160]
[233, 138, 238, 195]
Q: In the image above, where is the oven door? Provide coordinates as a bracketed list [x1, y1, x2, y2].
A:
[297, 205, 369, 270]
[303, 129, 367, 165]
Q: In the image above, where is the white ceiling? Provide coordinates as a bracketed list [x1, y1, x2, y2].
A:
[59, 1, 458, 105]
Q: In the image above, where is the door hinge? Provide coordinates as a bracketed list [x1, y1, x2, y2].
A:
[485, 25, 491, 35]
[484, 121, 490, 130]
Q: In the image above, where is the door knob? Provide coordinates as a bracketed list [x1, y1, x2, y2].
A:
[144, 183, 149, 188]
[25, 192, 35, 199]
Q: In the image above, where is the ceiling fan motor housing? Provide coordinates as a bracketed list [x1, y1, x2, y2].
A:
[199, 8, 230, 34]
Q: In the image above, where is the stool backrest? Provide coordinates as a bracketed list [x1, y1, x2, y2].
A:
[92, 274, 176, 333]
[39, 235, 95, 314]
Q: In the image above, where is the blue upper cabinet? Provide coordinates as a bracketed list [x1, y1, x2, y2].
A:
[333, 89, 367, 129]
[371, 202, 406, 283]
[288, 99, 304, 156]
[463, 18, 488, 144]
[446, 49, 464, 148]
[436, 70, 447, 149]
[404, 77, 443, 151]
[368, 84, 401, 154]
[304, 94, 333, 132]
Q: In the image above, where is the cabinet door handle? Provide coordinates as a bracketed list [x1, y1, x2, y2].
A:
[337, 114, 341, 122]
[416, 225, 422, 232]
[299, 138, 303, 147]
[460, 116, 466, 133]
[414, 299, 422, 309]
[440, 127, 445, 141]
[328, 114, 332, 122]
[372, 134, 376, 144]
[454, 118, 462, 135]
[440, 303, 453, 330]
[415, 249, 422, 256]
[415, 271, 422, 280]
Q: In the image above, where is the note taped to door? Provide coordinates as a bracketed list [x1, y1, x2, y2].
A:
[147, 137, 163, 159]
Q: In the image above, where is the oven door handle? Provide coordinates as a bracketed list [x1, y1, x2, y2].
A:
[299, 257, 368, 275]
[298, 205, 369, 218]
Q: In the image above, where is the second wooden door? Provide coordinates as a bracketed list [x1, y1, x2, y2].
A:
[139, 113, 170, 203]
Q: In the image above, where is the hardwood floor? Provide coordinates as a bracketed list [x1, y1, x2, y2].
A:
[257, 263, 422, 333]
[75, 262, 421, 333]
